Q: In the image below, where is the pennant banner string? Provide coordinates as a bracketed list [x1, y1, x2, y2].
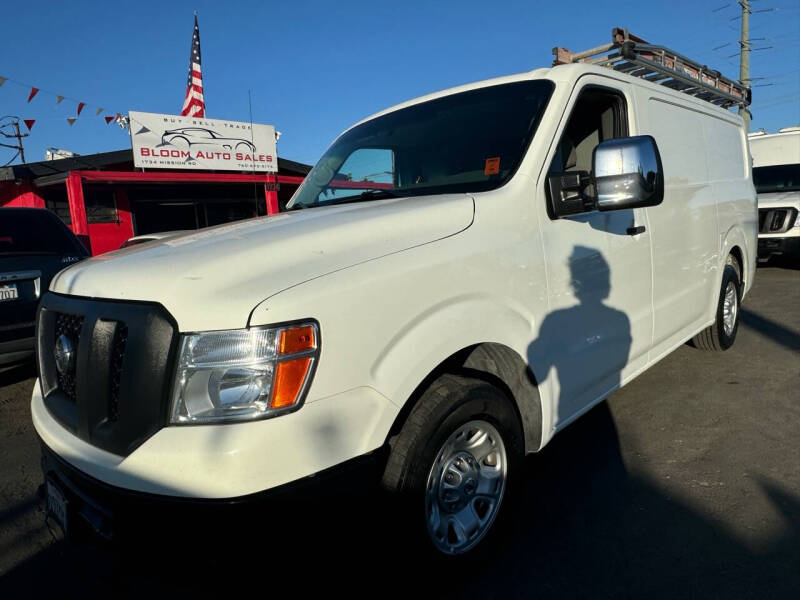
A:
[0, 74, 126, 122]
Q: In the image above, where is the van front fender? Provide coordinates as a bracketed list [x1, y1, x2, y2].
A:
[371, 295, 546, 452]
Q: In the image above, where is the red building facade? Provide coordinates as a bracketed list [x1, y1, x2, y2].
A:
[0, 149, 309, 255]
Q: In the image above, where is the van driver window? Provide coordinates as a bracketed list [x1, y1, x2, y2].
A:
[550, 89, 627, 175]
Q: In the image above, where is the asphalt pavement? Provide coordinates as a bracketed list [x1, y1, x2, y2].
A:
[1, 264, 798, 598]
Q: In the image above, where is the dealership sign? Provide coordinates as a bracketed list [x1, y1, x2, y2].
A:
[129, 111, 278, 172]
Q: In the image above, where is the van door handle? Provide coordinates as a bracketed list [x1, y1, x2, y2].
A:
[626, 225, 646, 236]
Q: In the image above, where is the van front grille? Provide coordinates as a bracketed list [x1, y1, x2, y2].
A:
[108, 323, 128, 422]
[53, 312, 84, 403]
[37, 294, 177, 456]
[759, 208, 797, 234]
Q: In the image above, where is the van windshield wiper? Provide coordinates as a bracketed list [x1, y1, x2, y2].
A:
[289, 189, 399, 211]
[324, 189, 399, 206]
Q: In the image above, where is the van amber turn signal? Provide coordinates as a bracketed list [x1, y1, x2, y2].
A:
[271, 357, 313, 409]
[272, 325, 318, 409]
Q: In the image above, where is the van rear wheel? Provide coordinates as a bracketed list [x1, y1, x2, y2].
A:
[692, 256, 741, 351]
[382, 374, 523, 557]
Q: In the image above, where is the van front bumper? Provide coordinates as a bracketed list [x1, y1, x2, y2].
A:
[40, 437, 387, 540]
[757, 236, 800, 260]
[32, 379, 397, 499]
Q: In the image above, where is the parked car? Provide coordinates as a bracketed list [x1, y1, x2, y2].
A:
[33, 35, 756, 556]
[119, 230, 192, 249]
[748, 127, 800, 263]
[0, 208, 88, 368]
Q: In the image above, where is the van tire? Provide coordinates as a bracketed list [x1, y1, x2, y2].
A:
[691, 258, 741, 351]
[382, 373, 523, 557]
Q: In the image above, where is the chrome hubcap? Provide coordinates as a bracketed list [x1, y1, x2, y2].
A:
[723, 281, 738, 336]
[425, 420, 507, 555]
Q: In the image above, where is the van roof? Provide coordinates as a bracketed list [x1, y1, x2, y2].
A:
[349, 61, 741, 135]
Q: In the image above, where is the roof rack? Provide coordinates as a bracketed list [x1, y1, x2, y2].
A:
[553, 27, 751, 109]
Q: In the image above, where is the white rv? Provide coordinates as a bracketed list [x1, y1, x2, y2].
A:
[33, 29, 757, 556]
[748, 127, 800, 262]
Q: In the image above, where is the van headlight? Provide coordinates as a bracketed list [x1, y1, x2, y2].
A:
[170, 322, 319, 424]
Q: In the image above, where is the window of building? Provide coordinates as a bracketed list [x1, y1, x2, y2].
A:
[84, 188, 119, 223]
[42, 186, 71, 225]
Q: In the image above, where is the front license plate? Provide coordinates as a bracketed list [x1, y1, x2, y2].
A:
[46, 479, 68, 535]
[0, 284, 19, 301]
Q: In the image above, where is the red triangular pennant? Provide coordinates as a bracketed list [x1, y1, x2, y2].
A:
[27, 87, 39, 102]
[23, 119, 35, 131]
[77, 102, 85, 115]
[104, 116, 114, 124]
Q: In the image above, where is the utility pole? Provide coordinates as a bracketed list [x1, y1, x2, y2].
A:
[0, 116, 28, 164]
[739, 0, 751, 130]
[12, 121, 26, 163]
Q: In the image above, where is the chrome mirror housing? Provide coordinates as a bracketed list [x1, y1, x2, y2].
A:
[592, 135, 664, 211]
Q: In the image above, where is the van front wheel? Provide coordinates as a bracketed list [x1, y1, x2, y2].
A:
[382, 374, 523, 557]
[692, 258, 741, 351]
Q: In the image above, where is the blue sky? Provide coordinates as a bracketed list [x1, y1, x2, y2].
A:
[1, 0, 798, 167]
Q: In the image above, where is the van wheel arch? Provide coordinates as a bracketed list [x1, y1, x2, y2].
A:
[728, 246, 744, 288]
[692, 254, 742, 351]
[385, 343, 543, 454]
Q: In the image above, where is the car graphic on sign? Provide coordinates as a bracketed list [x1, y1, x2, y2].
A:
[161, 128, 256, 152]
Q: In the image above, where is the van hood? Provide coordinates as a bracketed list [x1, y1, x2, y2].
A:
[757, 190, 800, 209]
[50, 194, 474, 331]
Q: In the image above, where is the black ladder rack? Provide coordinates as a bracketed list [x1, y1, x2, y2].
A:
[553, 27, 750, 109]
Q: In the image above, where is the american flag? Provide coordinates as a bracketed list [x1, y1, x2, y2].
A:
[181, 15, 205, 117]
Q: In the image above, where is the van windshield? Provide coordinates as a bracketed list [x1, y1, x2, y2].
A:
[753, 164, 800, 193]
[288, 80, 554, 209]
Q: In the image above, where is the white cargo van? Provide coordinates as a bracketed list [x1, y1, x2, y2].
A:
[748, 127, 800, 262]
[33, 29, 756, 555]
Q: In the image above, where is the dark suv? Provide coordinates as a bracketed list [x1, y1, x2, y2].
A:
[0, 208, 88, 367]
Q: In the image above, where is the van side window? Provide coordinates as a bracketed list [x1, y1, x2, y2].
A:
[549, 88, 627, 176]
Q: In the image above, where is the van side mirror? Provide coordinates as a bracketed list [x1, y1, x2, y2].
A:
[593, 135, 664, 212]
[548, 135, 664, 218]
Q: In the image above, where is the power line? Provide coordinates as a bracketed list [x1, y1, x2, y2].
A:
[730, 7, 777, 20]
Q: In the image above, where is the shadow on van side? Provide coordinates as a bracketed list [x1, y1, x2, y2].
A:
[527, 245, 631, 430]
